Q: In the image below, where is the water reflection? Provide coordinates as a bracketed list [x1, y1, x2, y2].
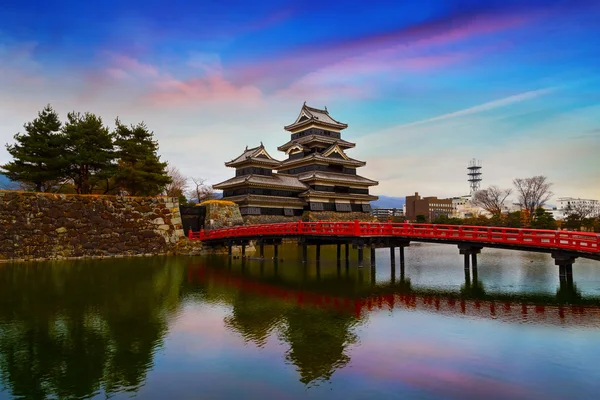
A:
[0, 258, 185, 399]
[0, 244, 599, 399]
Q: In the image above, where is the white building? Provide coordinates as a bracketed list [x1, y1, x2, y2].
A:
[551, 197, 600, 220]
[450, 195, 492, 218]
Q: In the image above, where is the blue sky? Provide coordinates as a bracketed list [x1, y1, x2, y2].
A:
[1, 0, 599, 199]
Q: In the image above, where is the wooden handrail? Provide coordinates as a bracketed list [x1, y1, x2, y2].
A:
[187, 221, 600, 254]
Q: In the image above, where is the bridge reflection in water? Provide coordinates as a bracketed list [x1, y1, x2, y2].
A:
[187, 254, 600, 332]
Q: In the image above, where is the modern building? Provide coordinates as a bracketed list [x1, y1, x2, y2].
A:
[214, 103, 379, 221]
[550, 197, 600, 220]
[405, 192, 453, 221]
[449, 195, 494, 218]
[371, 208, 404, 221]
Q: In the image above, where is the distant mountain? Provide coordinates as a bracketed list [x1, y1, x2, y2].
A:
[371, 195, 405, 209]
[0, 174, 19, 190]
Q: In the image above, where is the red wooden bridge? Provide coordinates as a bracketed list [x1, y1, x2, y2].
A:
[188, 221, 600, 266]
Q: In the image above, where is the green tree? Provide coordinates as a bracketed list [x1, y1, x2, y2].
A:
[0, 105, 67, 192]
[416, 214, 427, 223]
[113, 119, 171, 196]
[531, 207, 557, 230]
[62, 112, 116, 194]
[506, 211, 523, 228]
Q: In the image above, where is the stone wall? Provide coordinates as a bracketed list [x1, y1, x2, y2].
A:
[0, 191, 194, 262]
[204, 202, 244, 230]
[243, 215, 299, 225]
[301, 211, 377, 222]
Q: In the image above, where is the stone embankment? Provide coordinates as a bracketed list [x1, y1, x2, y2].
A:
[242, 211, 376, 225]
[302, 211, 377, 222]
[0, 191, 209, 262]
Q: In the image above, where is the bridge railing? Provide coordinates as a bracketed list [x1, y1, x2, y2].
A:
[188, 221, 599, 254]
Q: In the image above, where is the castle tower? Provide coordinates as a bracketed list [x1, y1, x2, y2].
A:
[277, 104, 378, 212]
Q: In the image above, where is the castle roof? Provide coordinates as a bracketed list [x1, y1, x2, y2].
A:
[284, 103, 348, 131]
[298, 190, 379, 202]
[278, 135, 355, 152]
[213, 173, 307, 191]
[224, 194, 306, 207]
[278, 153, 366, 169]
[296, 171, 379, 186]
[225, 143, 280, 168]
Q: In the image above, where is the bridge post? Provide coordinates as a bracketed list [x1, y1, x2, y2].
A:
[345, 243, 350, 261]
[241, 244, 246, 258]
[399, 246, 405, 266]
[228, 244, 232, 257]
[358, 246, 364, 267]
[390, 247, 396, 266]
[336, 243, 341, 260]
[458, 244, 482, 272]
[370, 247, 376, 267]
[274, 244, 279, 260]
[259, 241, 265, 259]
[371, 262, 376, 286]
[316, 244, 321, 262]
[552, 251, 577, 284]
[302, 243, 308, 263]
[464, 265, 471, 286]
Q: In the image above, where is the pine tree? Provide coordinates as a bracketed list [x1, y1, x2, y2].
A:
[113, 119, 171, 196]
[0, 105, 67, 192]
[531, 207, 557, 230]
[62, 112, 116, 194]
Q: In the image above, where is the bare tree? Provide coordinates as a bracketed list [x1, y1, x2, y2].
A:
[564, 201, 597, 220]
[513, 176, 553, 215]
[188, 177, 215, 203]
[164, 164, 188, 198]
[471, 186, 512, 216]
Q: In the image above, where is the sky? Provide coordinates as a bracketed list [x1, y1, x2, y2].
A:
[1, 0, 599, 201]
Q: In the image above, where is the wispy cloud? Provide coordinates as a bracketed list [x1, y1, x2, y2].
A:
[232, 10, 533, 90]
[395, 88, 556, 128]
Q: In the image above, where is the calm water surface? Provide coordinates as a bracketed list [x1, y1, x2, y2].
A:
[1, 243, 599, 399]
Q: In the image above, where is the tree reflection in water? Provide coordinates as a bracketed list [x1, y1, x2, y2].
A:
[0, 250, 597, 398]
[0, 257, 185, 399]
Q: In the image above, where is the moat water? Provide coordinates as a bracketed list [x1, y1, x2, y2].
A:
[1, 243, 599, 400]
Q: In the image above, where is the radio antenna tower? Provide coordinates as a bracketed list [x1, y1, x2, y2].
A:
[467, 158, 482, 194]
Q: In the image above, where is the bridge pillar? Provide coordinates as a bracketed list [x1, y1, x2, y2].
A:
[241, 244, 246, 258]
[228, 244, 232, 257]
[458, 245, 482, 271]
[274, 244, 279, 260]
[464, 265, 471, 286]
[399, 246, 405, 266]
[371, 263, 376, 286]
[316, 244, 321, 262]
[259, 241, 265, 259]
[358, 247, 364, 267]
[370, 247, 376, 267]
[345, 243, 350, 261]
[390, 247, 396, 266]
[302, 243, 308, 263]
[552, 251, 577, 284]
[336, 244, 341, 260]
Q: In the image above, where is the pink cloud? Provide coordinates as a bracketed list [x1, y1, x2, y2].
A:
[104, 53, 160, 79]
[147, 73, 263, 106]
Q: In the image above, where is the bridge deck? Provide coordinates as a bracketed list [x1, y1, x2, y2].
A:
[189, 221, 600, 258]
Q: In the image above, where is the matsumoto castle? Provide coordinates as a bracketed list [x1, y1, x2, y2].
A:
[213, 103, 379, 221]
